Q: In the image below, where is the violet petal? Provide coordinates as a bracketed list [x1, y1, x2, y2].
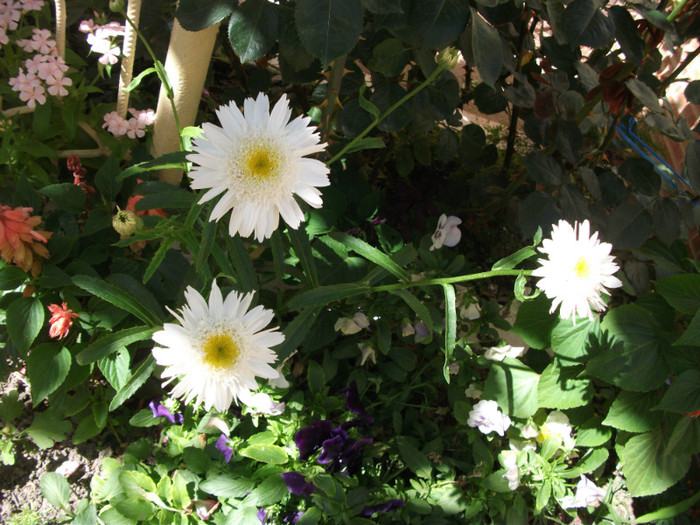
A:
[294, 420, 333, 461]
[215, 434, 233, 463]
[281, 472, 316, 496]
[361, 499, 405, 517]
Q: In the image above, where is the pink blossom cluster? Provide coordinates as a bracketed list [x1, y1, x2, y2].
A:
[9, 51, 71, 108]
[0, 0, 44, 46]
[103, 108, 156, 139]
[79, 19, 125, 66]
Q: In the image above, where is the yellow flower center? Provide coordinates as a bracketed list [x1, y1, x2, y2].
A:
[573, 256, 591, 279]
[244, 143, 281, 183]
[202, 332, 239, 370]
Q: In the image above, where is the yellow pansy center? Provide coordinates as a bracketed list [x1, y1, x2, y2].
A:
[573, 256, 591, 279]
[202, 332, 239, 370]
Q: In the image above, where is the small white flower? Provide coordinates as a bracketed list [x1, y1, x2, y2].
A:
[501, 440, 537, 490]
[188, 93, 330, 241]
[358, 342, 376, 366]
[520, 421, 539, 440]
[242, 392, 285, 416]
[429, 214, 462, 251]
[401, 320, 415, 337]
[537, 410, 576, 450]
[465, 383, 482, 399]
[484, 344, 527, 362]
[467, 399, 511, 436]
[334, 312, 370, 335]
[151, 280, 284, 412]
[532, 219, 622, 322]
[560, 475, 605, 509]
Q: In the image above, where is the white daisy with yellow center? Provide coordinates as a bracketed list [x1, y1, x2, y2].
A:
[532, 219, 622, 322]
[151, 280, 284, 412]
[187, 93, 330, 242]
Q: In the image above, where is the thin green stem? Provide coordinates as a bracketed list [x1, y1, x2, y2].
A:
[371, 269, 533, 293]
[321, 55, 347, 143]
[667, 0, 689, 22]
[327, 65, 446, 166]
[121, 10, 185, 151]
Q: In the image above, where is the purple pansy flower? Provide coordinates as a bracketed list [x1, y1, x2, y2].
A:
[341, 381, 374, 424]
[257, 508, 267, 524]
[281, 472, 316, 496]
[294, 420, 333, 461]
[148, 399, 184, 424]
[215, 434, 233, 463]
[361, 499, 405, 517]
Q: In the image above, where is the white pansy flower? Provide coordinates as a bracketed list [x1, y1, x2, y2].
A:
[188, 93, 330, 241]
[242, 392, 285, 416]
[429, 214, 462, 251]
[537, 410, 576, 450]
[560, 475, 605, 509]
[521, 421, 540, 440]
[358, 342, 376, 366]
[501, 440, 536, 490]
[484, 344, 527, 362]
[465, 383, 482, 399]
[532, 219, 622, 323]
[152, 280, 283, 412]
[467, 399, 511, 436]
[334, 312, 370, 335]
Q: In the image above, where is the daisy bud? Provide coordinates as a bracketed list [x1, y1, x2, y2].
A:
[437, 47, 460, 70]
[112, 208, 143, 235]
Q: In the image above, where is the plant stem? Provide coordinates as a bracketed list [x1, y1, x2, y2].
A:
[667, 0, 689, 21]
[656, 45, 700, 94]
[121, 9, 185, 151]
[322, 55, 347, 143]
[371, 269, 533, 293]
[327, 64, 446, 166]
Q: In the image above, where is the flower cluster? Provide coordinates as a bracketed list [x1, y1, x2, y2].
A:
[0, 205, 51, 274]
[103, 108, 156, 138]
[1, 0, 44, 48]
[8, 29, 71, 107]
[79, 19, 124, 66]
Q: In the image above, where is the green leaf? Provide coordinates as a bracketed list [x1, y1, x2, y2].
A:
[603, 391, 662, 433]
[342, 137, 386, 154]
[656, 274, 700, 315]
[573, 447, 609, 475]
[200, 475, 256, 499]
[25, 410, 71, 449]
[117, 151, 190, 181]
[538, 363, 592, 409]
[26, 344, 71, 406]
[666, 416, 700, 454]
[244, 475, 288, 506]
[619, 157, 661, 197]
[239, 444, 288, 464]
[524, 152, 563, 188]
[685, 80, 700, 104]
[136, 184, 197, 211]
[410, 0, 470, 50]
[550, 316, 598, 366]
[655, 369, 700, 413]
[653, 198, 681, 246]
[73, 275, 161, 326]
[40, 472, 71, 511]
[142, 238, 175, 284]
[511, 294, 557, 349]
[176, 0, 237, 31]
[609, 6, 645, 66]
[606, 201, 653, 250]
[390, 289, 434, 333]
[0, 265, 27, 290]
[368, 38, 410, 77]
[491, 246, 536, 271]
[625, 78, 662, 113]
[470, 8, 501, 87]
[289, 226, 318, 288]
[39, 183, 86, 214]
[587, 304, 670, 392]
[636, 492, 700, 524]
[397, 436, 432, 479]
[228, 0, 279, 63]
[330, 232, 409, 282]
[295, 0, 363, 68]
[358, 84, 381, 119]
[618, 429, 691, 497]
[109, 355, 156, 411]
[563, 0, 614, 48]
[72, 412, 102, 445]
[94, 155, 122, 202]
[7, 296, 44, 353]
[124, 67, 157, 93]
[287, 283, 371, 310]
[442, 284, 456, 384]
[225, 234, 259, 292]
[72, 502, 99, 525]
[196, 219, 217, 273]
[483, 358, 539, 418]
[0, 389, 23, 424]
[77, 325, 156, 365]
[276, 306, 322, 362]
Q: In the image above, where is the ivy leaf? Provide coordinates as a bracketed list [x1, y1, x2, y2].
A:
[228, 0, 279, 63]
[176, 0, 237, 31]
[295, 0, 363, 68]
[618, 429, 691, 497]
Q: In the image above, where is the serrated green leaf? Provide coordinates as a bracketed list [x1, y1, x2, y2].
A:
[538, 362, 592, 409]
[276, 306, 322, 361]
[239, 444, 288, 464]
[118, 151, 190, 181]
[25, 410, 71, 449]
[78, 325, 156, 365]
[483, 358, 539, 418]
[655, 369, 700, 413]
[228, 0, 279, 63]
[287, 283, 371, 311]
[656, 274, 700, 315]
[397, 436, 432, 479]
[550, 316, 598, 366]
[176, 0, 237, 31]
[390, 289, 434, 333]
[470, 8, 501, 87]
[330, 232, 409, 282]
[200, 475, 256, 499]
[26, 344, 71, 406]
[73, 275, 160, 326]
[125, 67, 157, 93]
[0, 265, 27, 290]
[7, 297, 44, 354]
[39, 183, 86, 214]
[94, 155, 122, 202]
[603, 390, 662, 433]
[40, 472, 71, 511]
[109, 355, 156, 411]
[511, 294, 556, 349]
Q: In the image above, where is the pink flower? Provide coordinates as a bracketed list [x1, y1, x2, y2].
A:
[10, 69, 46, 108]
[45, 71, 71, 97]
[125, 117, 146, 139]
[102, 111, 129, 136]
[20, 0, 44, 12]
[17, 28, 55, 53]
[429, 214, 462, 251]
[47, 302, 78, 340]
[0, 1, 22, 31]
[87, 32, 120, 65]
[78, 19, 95, 33]
[128, 108, 156, 126]
[0, 27, 8, 46]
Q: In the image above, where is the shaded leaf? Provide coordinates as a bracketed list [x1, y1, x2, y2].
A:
[228, 0, 279, 63]
[26, 344, 71, 406]
[176, 0, 236, 31]
[470, 8, 501, 87]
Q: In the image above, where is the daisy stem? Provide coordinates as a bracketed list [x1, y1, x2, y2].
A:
[120, 10, 185, 151]
[667, 0, 689, 22]
[326, 64, 447, 166]
[370, 269, 534, 293]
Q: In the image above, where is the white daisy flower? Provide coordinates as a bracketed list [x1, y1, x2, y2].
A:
[532, 219, 622, 322]
[187, 93, 330, 241]
[152, 280, 284, 412]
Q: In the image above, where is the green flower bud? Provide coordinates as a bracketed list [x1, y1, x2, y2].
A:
[112, 208, 143, 235]
[437, 47, 460, 70]
[109, 0, 126, 13]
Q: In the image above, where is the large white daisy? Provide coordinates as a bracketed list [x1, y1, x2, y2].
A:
[532, 219, 622, 322]
[187, 93, 330, 241]
[152, 280, 284, 412]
